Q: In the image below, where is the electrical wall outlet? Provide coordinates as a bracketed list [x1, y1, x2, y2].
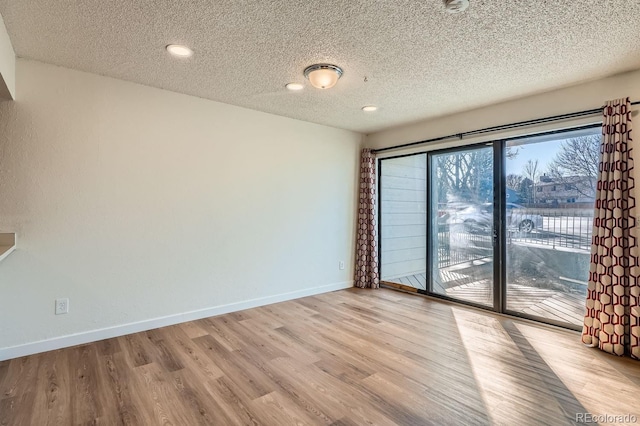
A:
[339, 261, 345, 270]
[55, 298, 69, 315]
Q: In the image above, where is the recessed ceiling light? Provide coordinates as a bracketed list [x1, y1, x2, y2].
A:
[166, 44, 193, 58]
[444, 0, 469, 14]
[285, 83, 304, 91]
[362, 106, 378, 112]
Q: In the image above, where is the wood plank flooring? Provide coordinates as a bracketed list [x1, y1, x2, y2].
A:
[2, 288, 640, 425]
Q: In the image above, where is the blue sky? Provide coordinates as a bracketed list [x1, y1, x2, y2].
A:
[506, 139, 563, 176]
[505, 127, 601, 176]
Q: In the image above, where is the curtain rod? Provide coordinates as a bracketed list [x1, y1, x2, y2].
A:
[371, 100, 640, 154]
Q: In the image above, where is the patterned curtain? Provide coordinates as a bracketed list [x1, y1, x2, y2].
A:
[582, 97, 639, 359]
[354, 149, 380, 289]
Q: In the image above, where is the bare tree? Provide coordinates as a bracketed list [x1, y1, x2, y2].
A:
[506, 174, 523, 191]
[435, 149, 493, 203]
[547, 135, 600, 198]
[435, 147, 518, 205]
[523, 159, 539, 203]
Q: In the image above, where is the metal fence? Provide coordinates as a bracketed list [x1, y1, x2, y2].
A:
[437, 227, 492, 268]
[508, 208, 593, 251]
[437, 208, 594, 268]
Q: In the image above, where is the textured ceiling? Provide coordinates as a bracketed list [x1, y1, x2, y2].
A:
[0, 0, 639, 133]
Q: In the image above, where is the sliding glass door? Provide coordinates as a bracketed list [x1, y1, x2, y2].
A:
[429, 145, 495, 308]
[378, 126, 599, 329]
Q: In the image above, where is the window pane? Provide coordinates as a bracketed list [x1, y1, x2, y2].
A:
[430, 146, 494, 307]
[505, 128, 596, 326]
[380, 154, 427, 290]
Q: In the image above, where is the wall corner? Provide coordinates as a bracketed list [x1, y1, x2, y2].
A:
[0, 12, 16, 100]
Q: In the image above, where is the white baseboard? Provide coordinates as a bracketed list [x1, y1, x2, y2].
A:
[0, 280, 353, 361]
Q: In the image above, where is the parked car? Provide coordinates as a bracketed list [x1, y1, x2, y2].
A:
[448, 203, 543, 233]
[506, 203, 543, 233]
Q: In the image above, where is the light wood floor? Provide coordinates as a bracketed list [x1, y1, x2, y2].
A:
[2, 288, 640, 425]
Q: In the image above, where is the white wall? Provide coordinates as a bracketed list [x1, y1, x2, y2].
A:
[0, 12, 15, 100]
[0, 59, 361, 358]
[366, 69, 640, 153]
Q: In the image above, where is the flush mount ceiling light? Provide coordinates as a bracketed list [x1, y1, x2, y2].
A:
[362, 106, 378, 112]
[285, 82, 304, 91]
[304, 64, 343, 89]
[166, 44, 194, 58]
[444, 0, 469, 13]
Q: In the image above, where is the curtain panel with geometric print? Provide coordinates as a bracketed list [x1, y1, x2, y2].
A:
[354, 149, 380, 289]
[582, 97, 640, 359]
